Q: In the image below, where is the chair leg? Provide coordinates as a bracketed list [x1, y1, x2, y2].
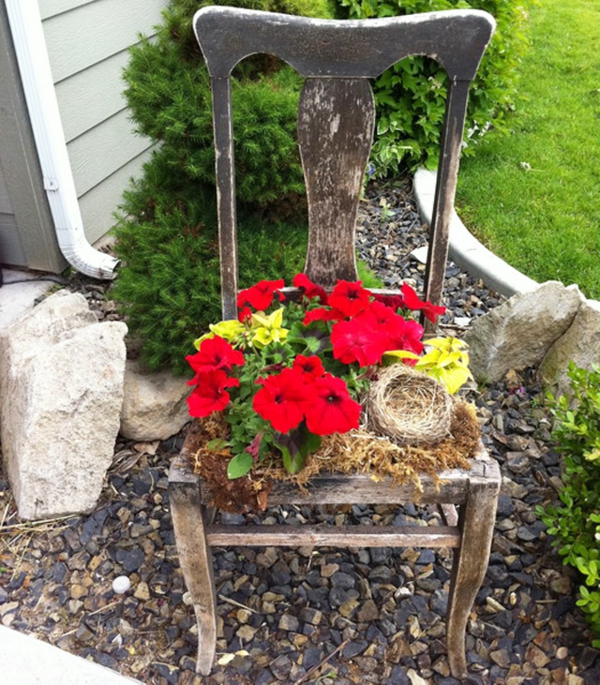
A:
[170, 479, 217, 675]
[446, 476, 499, 678]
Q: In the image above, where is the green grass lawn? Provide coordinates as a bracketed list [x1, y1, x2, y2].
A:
[456, 0, 600, 300]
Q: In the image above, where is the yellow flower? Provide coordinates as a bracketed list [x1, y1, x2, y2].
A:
[250, 307, 288, 348]
[415, 337, 472, 395]
[193, 318, 245, 349]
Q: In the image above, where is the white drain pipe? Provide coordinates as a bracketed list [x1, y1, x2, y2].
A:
[5, 0, 118, 280]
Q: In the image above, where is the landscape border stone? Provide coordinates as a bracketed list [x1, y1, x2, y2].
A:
[413, 168, 539, 298]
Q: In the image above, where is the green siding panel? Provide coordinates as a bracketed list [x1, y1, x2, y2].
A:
[79, 148, 154, 245]
[43, 0, 164, 83]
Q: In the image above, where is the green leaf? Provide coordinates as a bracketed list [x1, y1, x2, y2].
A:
[227, 452, 254, 479]
[207, 438, 230, 450]
[276, 423, 322, 475]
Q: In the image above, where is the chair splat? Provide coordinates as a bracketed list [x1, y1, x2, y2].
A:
[299, 78, 375, 288]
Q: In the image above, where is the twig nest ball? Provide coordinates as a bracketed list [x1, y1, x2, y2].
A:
[366, 364, 454, 445]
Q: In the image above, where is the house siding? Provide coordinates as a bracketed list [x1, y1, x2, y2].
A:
[0, 163, 25, 265]
[39, 0, 169, 245]
[0, 1, 62, 272]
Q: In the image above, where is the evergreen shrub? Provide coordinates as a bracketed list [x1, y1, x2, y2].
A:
[336, 0, 532, 175]
[112, 0, 335, 373]
[122, 0, 332, 208]
[537, 364, 600, 646]
[113, 147, 311, 375]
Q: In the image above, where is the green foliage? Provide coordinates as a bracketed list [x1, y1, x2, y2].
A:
[123, 0, 333, 208]
[114, 0, 337, 373]
[111, 147, 310, 375]
[537, 363, 600, 645]
[336, 0, 532, 174]
[456, 0, 600, 301]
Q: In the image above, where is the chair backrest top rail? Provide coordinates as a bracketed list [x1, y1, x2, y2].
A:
[194, 6, 496, 81]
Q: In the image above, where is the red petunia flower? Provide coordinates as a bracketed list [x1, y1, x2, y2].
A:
[293, 273, 328, 305]
[372, 293, 406, 312]
[305, 374, 361, 435]
[292, 354, 325, 380]
[401, 283, 446, 323]
[237, 279, 285, 311]
[252, 368, 311, 434]
[364, 300, 399, 326]
[238, 306, 253, 323]
[330, 316, 390, 367]
[303, 307, 345, 326]
[186, 336, 245, 378]
[328, 280, 371, 317]
[384, 316, 425, 358]
[187, 370, 239, 417]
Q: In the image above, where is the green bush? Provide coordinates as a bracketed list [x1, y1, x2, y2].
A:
[112, 147, 311, 375]
[113, 0, 335, 373]
[537, 363, 600, 645]
[336, 0, 532, 175]
[123, 0, 333, 208]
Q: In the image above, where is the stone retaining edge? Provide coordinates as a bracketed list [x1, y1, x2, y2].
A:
[413, 168, 540, 298]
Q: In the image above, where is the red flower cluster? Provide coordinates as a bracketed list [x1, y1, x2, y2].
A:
[253, 357, 361, 436]
[401, 283, 446, 323]
[185, 274, 447, 474]
[237, 279, 284, 311]
[186, 336, 244, 417]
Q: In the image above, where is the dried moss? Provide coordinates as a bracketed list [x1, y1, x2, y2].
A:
[185, 400, 481, 512]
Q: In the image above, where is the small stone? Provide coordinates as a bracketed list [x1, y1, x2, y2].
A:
[74, 622, 95, 643]
[320, 563, 340, 578]
[237, 609, 252, 624]
[118, 548, 145, 573]
[302, 646, 322, 670]
[68, 599, 83, 614]
[343, 641, 369, 659]
[490, 649, 511, 668]
[331, 571, 355, 589]
[70, 584, 88, 600]
[550, 577, 572, 594]
[525, 644, 550, 668]
[278, 614, 299, 632]
[112, 576, 131, 594]
[270, 654, 292, 679]
[339, 598, 360, 618]
[299, 607, 322, 625]
[134, 581, 151, 601]
[357, 599, 379, 622]
[236, 625, 257, 640]
[485, 597, 505, 612]
[566, 676, 584, 685]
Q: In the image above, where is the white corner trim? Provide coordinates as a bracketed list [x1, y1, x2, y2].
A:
[5, 0, 118, 280]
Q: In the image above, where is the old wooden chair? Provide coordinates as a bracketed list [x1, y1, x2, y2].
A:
[169, 6, 501, 679]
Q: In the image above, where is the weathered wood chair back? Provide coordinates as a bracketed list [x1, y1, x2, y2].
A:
[168, 7, 501, 680]
[194, 6, 495, 317]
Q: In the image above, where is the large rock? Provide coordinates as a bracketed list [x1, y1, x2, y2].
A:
[120, 360, 191, 441]
[0, 290, 127, 520]
[465, 281, 583, 383]
[539, 298, 600, 395]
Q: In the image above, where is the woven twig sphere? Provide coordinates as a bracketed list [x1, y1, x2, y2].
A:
[366, 365, 454, 445]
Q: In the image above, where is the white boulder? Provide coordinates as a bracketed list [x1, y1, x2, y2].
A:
[465, 281, 583, 383]
[120, 360, 191, 441]
[540, 298, 600, 395]
[0, 290, 127, 520]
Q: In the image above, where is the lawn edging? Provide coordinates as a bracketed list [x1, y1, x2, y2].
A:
[413, 168, 539, 298]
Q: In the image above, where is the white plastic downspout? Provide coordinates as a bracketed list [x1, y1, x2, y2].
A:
[5, 0, 118, 279]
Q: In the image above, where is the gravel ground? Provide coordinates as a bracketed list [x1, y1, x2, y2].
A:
[0, 180, 598, 684]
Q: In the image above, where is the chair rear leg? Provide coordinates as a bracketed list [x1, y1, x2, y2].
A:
[446, 477, 499, 678]
[170, 482, 217, 675]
